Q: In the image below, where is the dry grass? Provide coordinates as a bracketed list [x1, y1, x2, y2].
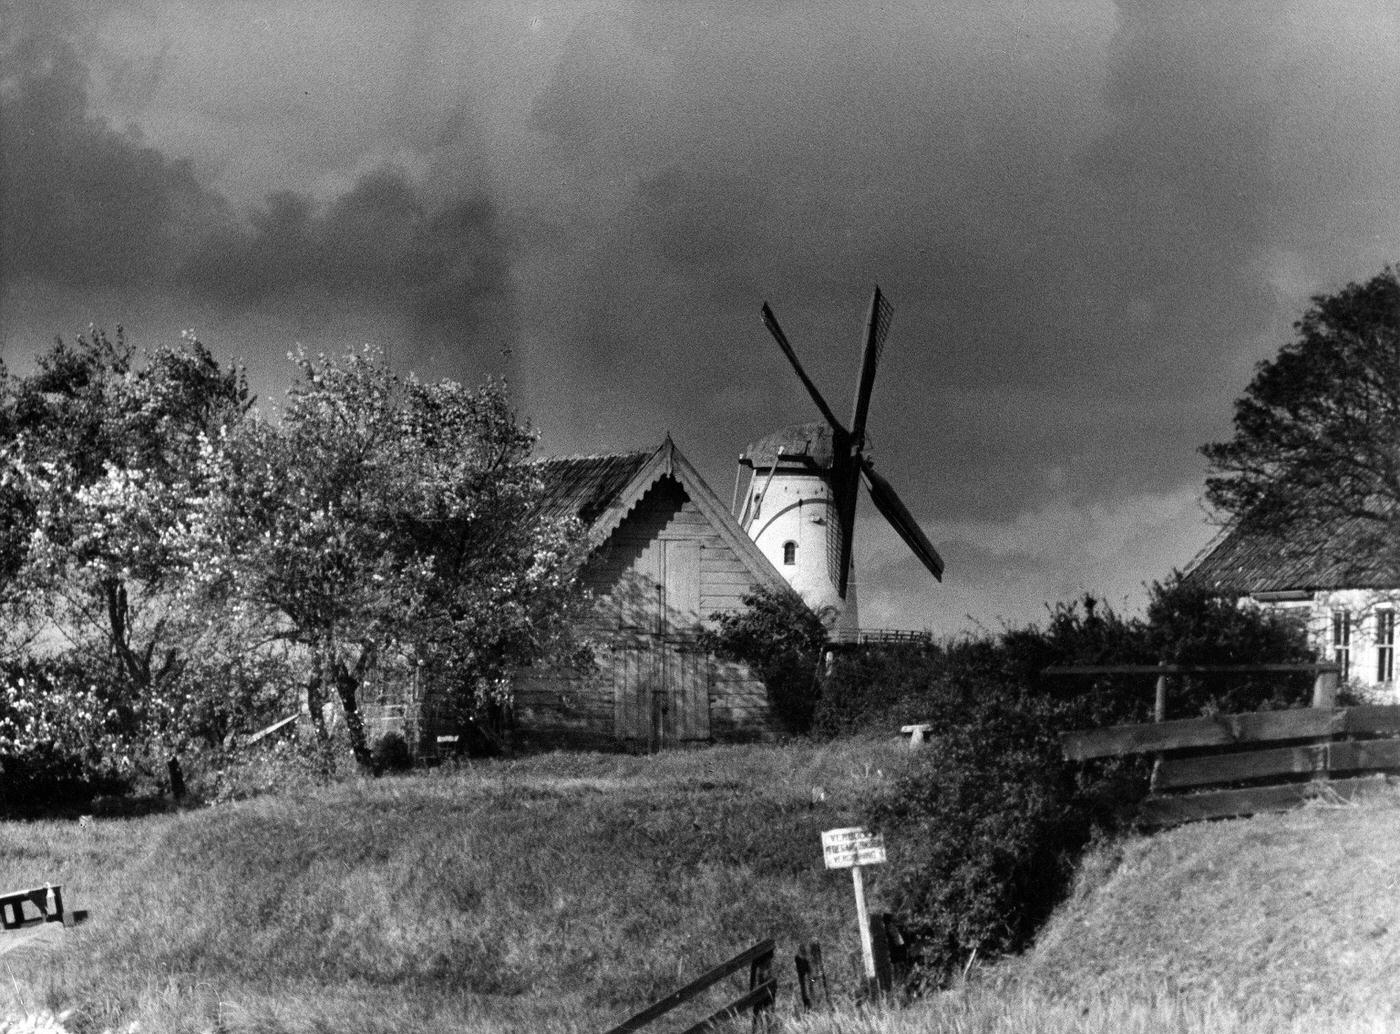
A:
[4, 744, 1400, 1033]
[1013, 789, 1400, 1016]
[0, 738, 901, 1033]
[784, 986, 1399, 1034]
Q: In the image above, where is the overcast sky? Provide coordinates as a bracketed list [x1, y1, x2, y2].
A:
[3, 0, 1398, 636]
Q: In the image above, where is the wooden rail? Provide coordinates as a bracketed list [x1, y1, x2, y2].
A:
[1138, 775, 1390, 826]
[1060, 704, 1400, 825]
[1060, 705, 1400, 761]
[601, 939, 776, 1034]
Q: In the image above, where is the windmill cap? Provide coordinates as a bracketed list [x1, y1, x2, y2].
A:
[739, 421, 834, 471]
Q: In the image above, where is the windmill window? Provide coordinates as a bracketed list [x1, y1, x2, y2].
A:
[783, 541, 797, 566]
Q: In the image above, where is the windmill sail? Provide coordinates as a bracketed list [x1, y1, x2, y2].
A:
[757, 287, 944, 604]
[861, 460, 945, 581]
[760, 303, 845, 433]
[850, 286, 892, 449]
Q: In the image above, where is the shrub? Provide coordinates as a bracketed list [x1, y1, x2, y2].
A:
[0, 658, 133, 814]
[701, 585, 830, 734]
[870, 684, 1091, 977]
[192, 738, 340, 804]
[371, 731, 413, 773]
[866, 576, 1317, 983]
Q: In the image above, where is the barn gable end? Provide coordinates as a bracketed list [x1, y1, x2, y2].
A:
[514, 437, 791, 749]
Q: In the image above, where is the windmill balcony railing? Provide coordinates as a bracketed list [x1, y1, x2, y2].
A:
[827, 628, 931, 647]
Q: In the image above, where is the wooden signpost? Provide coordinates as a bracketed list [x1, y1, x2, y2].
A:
[821, 826, 886, 987]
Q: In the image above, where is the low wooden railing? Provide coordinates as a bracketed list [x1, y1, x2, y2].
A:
[601, 939, 776, 1034]
[1062, 704, 1400, 825]
[1051, 661, 1400, 826]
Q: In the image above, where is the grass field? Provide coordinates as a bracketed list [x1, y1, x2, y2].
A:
[3, 740, 1400, 1033]
[0, 739, 901, 1034]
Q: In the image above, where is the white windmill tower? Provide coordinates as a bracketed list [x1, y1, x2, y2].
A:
[736, 287, 944, 634]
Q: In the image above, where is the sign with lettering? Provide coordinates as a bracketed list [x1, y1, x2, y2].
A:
[821, 826, 887, 869]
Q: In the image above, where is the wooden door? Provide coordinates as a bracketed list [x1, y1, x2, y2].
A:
[613, 639, 662, 748]
[611, 539, 710, 747]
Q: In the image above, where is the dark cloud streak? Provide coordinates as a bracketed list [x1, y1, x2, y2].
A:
[2, 29, 517, 363]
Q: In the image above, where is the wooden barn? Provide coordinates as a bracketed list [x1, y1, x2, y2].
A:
[511, 436, 791, 750]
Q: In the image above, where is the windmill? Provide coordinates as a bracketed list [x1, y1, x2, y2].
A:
[736, 286, 943, 630]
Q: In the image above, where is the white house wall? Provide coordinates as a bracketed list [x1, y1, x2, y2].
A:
[1253, 588, 1400, 698]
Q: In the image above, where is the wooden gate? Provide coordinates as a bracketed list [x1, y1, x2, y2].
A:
[613, 638, 711, 749]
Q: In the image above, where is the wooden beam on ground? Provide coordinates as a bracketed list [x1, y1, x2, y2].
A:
[675, 979, 776, 1034]
[1061, 705, 1400, 761]
[1139, 774, 1392, 826]
[601, 940, 775, 1034]
[246, 714, 298, 746]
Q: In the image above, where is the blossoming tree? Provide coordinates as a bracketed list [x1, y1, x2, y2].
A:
[185, 348, 590, 770]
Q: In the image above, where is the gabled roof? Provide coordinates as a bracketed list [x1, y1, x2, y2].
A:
[531, 452, 652, 526]
[534, 437, 788, 593]
[1183, 515, 1400, 595]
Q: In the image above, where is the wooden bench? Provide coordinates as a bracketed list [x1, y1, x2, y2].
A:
[0, 885, 63, 930]
[900, 724, 932, 748]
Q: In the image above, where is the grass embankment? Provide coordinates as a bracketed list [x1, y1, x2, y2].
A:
[6, 743, 1400, 1034]
[793, 789, 1400, 1034]
[0, 739, 899, 1034]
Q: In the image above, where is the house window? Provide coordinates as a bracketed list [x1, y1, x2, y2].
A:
[1333, 609, 1352, 680]
[782, 541, 797, 566]
[1378, 610, 1395, 684]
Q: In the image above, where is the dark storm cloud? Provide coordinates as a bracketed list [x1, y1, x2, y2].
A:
[521, 0, 1399, 537]
[2, 28, 516, 351]
[180, 169, 516, 346]
[0, 34, 225, 289]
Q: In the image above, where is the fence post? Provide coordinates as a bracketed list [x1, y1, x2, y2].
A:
[1312, 668, 1339, 708]
[750, 948, 774, 1031]
[1148, 662, 1170, 793]
[794, 942, 828, 1012]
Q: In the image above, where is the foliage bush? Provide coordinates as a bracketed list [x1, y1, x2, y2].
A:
[371, 731, 413, 773]
[0, 657, 133, 813]
[865, 575, 1317, 983]
[701, 585, 830, 733]
[190, 738, 341, 805]
[813, 638, 995, 737]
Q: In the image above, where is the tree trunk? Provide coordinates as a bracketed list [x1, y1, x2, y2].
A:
[331, 645, 375, 772]
[167, 755, 186, 799]
[305, 642, 330, 741]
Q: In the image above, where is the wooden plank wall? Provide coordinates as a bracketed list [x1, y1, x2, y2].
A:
[514, 477, 774, 748]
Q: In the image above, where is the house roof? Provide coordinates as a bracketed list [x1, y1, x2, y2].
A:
[531, 452, 653, 526]
[1183, 515, 1400, 595]
[533, 437, 788, 593]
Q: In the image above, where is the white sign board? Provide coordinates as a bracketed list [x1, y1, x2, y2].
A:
[821, 826, 887, 869]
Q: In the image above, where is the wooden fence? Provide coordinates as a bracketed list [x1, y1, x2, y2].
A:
[601, 939, 776, 1034]
[1053, 663, 1400, 826]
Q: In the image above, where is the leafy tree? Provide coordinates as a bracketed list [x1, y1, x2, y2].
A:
[186, 348, 589, 769]
[1202, 266, 1400, 571]
[0, 329, 252, 772]
[699, 585, 829, 733]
